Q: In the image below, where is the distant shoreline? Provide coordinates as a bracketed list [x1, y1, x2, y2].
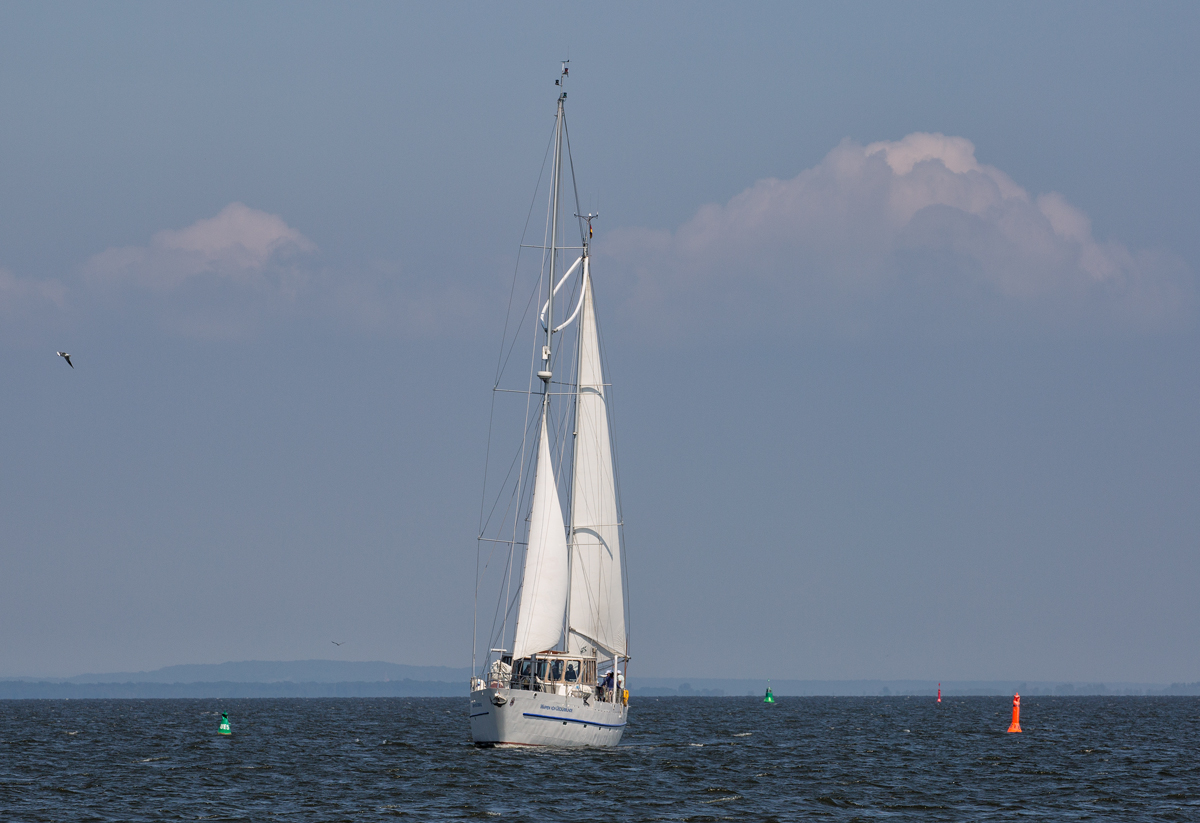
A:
[3, 680, 1199, 700]
[3, 662, 1196, 699]
[0, 679, 465, 699]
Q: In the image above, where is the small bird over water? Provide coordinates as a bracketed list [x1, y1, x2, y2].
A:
[331, 641, 344, 646]
[57, 352, 73, 368]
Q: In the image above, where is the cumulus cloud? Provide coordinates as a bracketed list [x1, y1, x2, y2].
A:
[84, 202, 316, 291]
[78, 203, 322, 337]
[602, 133, 1192, 336]
[79, 202, 485, 339]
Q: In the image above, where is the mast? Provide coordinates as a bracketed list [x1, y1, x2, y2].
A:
[510, 63, 571, 659]
[546, 63, 567, 652]
[538, 62, 568, 393]
[502, 63, 586, 664]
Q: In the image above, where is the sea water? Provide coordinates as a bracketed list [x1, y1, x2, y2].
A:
[1, 696, 1197, 820]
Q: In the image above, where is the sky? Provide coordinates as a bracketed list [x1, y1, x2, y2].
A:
[2, 1, 1198, 683]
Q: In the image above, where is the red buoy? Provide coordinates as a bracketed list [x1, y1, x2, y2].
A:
[1007, 693, 1021, 733]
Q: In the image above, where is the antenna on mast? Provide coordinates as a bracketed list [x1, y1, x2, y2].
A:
[555, 60, 569, 93]
[576, 212, 598, 249]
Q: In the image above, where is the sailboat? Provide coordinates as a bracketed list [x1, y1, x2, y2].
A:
[469, 64, 630, 747]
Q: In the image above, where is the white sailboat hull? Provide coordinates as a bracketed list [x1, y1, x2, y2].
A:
[469, 687, 627, 747]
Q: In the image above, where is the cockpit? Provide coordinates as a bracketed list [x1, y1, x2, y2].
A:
[508, 653, 599, 697]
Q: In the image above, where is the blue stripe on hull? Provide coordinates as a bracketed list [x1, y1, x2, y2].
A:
[521, 712, 626, 729]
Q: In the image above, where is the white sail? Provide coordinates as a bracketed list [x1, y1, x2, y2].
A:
[567, 260, 627, 658]
[512, 406, 570, 660]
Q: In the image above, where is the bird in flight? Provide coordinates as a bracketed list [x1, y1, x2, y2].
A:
[57, 352, 73, 368]
[331, 641, 344, 646]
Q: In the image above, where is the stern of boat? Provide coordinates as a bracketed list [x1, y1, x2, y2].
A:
[469, 684, 626, 748]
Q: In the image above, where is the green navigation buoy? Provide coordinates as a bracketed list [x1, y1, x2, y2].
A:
[218, 712, 231, 735]
[763, 681, 775, 704]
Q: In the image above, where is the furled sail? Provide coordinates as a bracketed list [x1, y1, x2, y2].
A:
[567, 260, 627, 658]
[512, 406, 570, 660]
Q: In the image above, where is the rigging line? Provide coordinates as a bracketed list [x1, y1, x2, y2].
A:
[479, 408, 544, 537]
[477, 533, 507, 575]
[593, 284, 632, 654]
[475, 530, 506, 675]
[479, 121, 555, 674]
[494, 275, 545, 393]
[492, 125, 557, 387]
[562, 115, 587, 247]
[479, 436, 523, 536]
[473, 546, 479, 676]
[480, 457, 521, 552]
[490, 570, 524, 655]
[559, 267, 586, 654]
[505, 104, 562, 645]
[485, 534, 518, 666]
[550, 273, 583, 493]
[480, 476, 523, 665]
[479, 427, 542, 614]
[549, 357, 574, 505]
[493, 123, 559, 389]
[563, 269, 585, 544]
[504, 255, 544, 654]
[487, 401, 545, 657]
[504, 163, 557, 652]
[504, 350, 536, 653]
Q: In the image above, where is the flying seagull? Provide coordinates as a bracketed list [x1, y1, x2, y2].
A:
[331, 641, 344, 646]
[57, 352, 73, 368]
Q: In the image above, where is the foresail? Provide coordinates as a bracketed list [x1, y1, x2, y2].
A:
[568, 261, 627, 658]
[512, 407, 570, 660]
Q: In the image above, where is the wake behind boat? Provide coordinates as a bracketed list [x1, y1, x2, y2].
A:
[470, 64, 630, 747]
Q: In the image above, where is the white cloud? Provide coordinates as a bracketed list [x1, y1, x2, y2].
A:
[79, 203, 484, 339]
[602, 133, 1192, 336]
[84, 202, 316, 291]
[79, 203, 320, 337]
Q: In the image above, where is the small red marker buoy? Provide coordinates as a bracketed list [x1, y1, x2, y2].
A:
[1007, 693, 1021, 733]
[937, 683, 941, 703]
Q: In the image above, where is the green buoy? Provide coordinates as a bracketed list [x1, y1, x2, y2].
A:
[763, 681, 775, 704]
[218, 712, 231, 735]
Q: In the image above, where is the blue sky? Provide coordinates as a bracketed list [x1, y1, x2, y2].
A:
[1, 2, 1198, 681]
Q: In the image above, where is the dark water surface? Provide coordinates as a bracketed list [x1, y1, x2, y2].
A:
[2, 696, 1197, 820]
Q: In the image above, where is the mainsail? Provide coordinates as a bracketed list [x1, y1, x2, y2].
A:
[567, 259, 627, 658]
[512, 406, 570, 660]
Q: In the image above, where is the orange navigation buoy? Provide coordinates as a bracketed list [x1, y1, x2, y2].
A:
[1007, 693, 1021, 733]
[937, 683, 941, 703]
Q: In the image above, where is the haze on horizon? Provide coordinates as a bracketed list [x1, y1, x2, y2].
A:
[1, 2, 1198, 684]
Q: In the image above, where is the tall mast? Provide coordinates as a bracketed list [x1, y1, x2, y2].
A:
[538, 61, 568, 395]
[549, 61, 568, 653]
